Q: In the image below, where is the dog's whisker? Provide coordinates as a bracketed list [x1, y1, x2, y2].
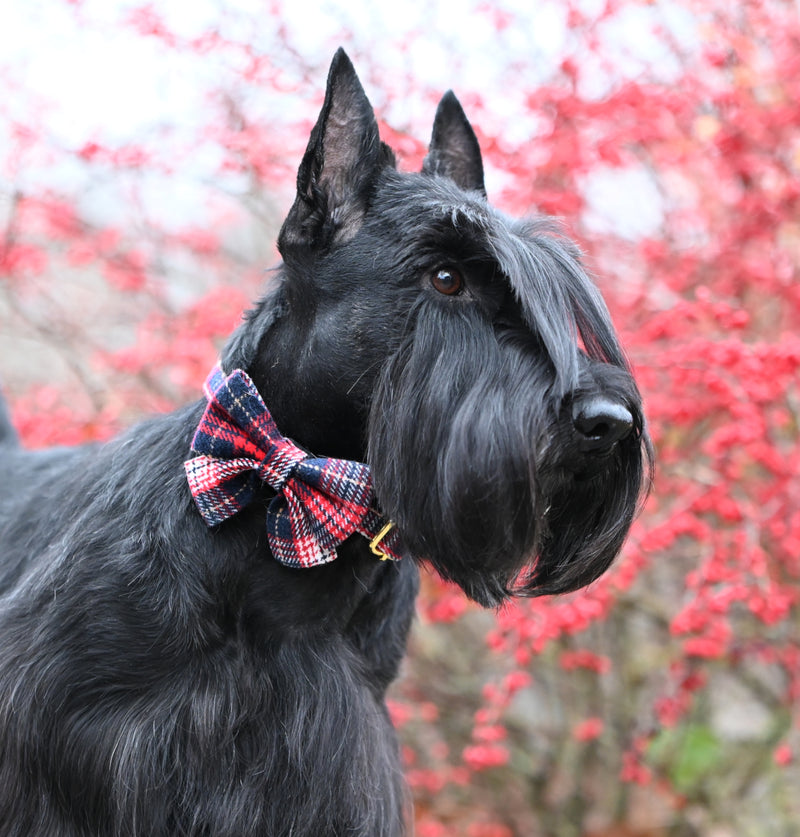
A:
[345, 358, 383, 397]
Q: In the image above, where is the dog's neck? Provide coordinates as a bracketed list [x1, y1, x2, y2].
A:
[221, 279, 371, 463]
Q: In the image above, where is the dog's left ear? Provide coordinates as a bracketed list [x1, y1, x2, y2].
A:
[278, 49, 395, 254]
[422, 91, 486, 196]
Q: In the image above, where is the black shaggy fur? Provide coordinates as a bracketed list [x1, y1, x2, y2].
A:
[0, 50, 651, 836]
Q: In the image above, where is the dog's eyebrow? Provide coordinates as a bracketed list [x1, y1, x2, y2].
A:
[481, 217, 629, 393]
[445, 203, 492, 230]
[488, 226, 580, 393]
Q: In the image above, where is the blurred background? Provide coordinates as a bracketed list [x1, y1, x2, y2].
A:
[2, 1, 800, 834]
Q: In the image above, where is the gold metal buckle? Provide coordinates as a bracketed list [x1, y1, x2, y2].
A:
[369, 521, 396, 561]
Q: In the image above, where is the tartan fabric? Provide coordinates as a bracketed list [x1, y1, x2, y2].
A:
[184, 365, 402, 568]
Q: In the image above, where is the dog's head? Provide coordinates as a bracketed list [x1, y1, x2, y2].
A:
[231, 49, 652, 606]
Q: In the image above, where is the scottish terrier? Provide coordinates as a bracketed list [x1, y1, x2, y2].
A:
[0, 49, 650, 836]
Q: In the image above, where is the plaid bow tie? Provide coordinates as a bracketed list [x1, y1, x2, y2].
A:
[184, 365, 402, 568]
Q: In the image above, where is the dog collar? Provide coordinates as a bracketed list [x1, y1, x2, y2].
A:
[184, 364, 402, 568]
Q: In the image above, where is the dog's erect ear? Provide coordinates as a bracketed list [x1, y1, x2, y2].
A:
[278, 48, 395, 254]
[422, 91, 486, 196]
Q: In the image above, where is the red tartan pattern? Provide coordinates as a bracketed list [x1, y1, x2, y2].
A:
[184, 365, 402, 568]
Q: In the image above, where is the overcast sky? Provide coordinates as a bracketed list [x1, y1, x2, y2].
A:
[1, 0, 692, 237]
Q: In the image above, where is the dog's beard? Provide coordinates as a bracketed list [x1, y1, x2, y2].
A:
[367, 302, 649, 607]
[518, 435, 646, 598]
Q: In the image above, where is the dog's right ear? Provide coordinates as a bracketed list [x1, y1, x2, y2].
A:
[422, 91, 486, 196]
[278, 49, 395, 254]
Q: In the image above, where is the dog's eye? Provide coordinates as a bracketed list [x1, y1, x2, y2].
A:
[431, 268, 463, 296]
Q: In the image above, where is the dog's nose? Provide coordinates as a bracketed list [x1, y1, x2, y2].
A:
[572, 398, 634, 452]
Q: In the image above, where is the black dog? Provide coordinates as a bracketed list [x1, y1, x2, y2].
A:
[0, 50, 650, 836]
